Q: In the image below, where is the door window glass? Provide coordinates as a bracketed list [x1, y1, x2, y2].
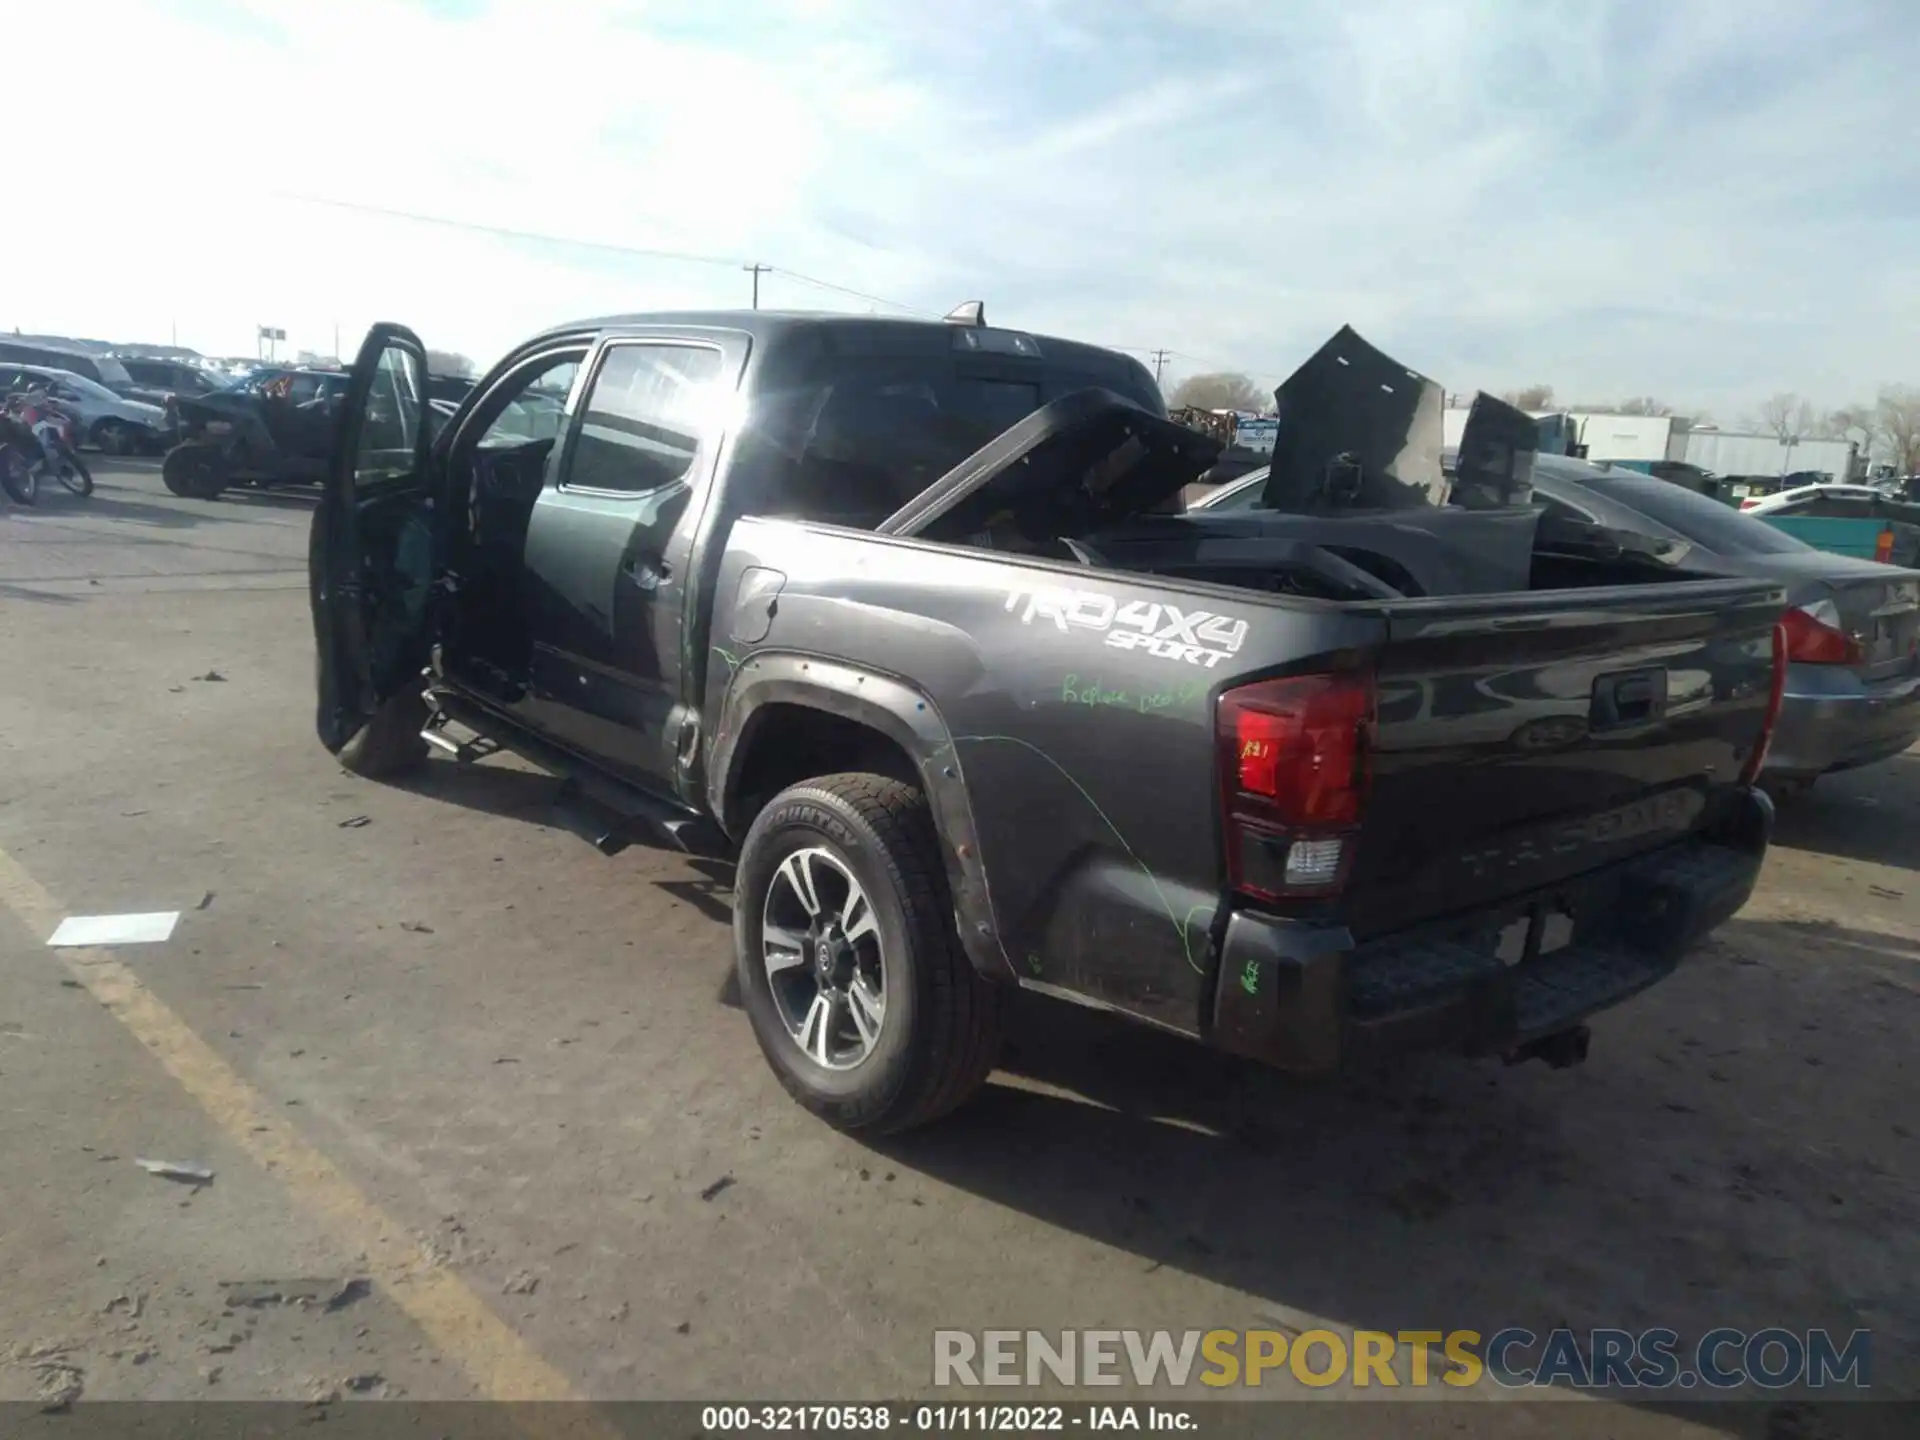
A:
[353, 344, 424, 486]
[475, 358, 578, 450]
[565, 344, 723, 494]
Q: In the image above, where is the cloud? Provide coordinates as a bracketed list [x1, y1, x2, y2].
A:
[5, 0, 1915, 417]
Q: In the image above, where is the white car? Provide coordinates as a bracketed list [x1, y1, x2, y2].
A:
[1739, 483, 1885, 514]
[0, 362, 172, 454]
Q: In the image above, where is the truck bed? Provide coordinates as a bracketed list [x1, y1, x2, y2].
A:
[706, 513, 1783, 1048]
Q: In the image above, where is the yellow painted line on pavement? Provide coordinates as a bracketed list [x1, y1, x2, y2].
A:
[0, 845, 602, 1414]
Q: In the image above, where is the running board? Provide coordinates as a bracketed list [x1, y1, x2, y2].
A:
[424, 690, 731, 860]
[420, 719, 502, 767]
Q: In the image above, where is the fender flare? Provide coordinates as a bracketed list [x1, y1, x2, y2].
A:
[707, 653, 1014, 982]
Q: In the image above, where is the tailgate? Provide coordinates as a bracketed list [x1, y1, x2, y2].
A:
[1344, 578, 1783, 939]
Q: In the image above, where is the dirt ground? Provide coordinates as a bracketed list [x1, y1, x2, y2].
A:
[0, 464, 1913, 1434]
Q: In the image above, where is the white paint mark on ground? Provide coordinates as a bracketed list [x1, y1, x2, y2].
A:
[48, 911, 180, 947]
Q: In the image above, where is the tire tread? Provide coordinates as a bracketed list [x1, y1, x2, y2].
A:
[741, 773, 1002, 1134]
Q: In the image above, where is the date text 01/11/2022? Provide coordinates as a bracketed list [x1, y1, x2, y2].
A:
[698, 1403, 1197, 1432]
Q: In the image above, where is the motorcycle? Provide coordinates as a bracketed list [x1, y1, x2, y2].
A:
[2, 393, 93, 500]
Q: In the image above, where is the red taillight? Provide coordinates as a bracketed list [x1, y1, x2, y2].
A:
[1780, 601, 1863, 665]
[1217, 672, 1374, 901]
[1739, 621, 1788, 786]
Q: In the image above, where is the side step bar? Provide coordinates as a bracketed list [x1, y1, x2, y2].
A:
[421, 691, 731, 861]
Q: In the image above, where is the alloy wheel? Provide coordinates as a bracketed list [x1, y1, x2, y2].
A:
[761, 846, 886, 1071]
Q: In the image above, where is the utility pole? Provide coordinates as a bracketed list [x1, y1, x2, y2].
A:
[1150, 349, 1171, 387]
[743, 263, 771, 310]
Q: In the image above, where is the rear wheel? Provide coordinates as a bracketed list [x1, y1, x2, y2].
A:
[93, 420, 130, 456]
[162, 443, 226, 499]
[734, 774, 1003, 1134]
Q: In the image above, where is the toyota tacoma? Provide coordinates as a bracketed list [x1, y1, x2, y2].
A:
[311, 311, 1785, 1133]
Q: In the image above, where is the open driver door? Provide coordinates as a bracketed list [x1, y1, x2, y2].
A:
[310, 323, 438, 766]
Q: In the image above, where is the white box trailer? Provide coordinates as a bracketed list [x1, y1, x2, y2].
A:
[1684, 430, 1859, 482]
[1569, 413, 1690, 463]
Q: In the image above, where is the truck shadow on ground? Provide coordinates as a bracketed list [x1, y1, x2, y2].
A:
[396, 756, 741, 929]
[71, 489, 314, 531]
[874, 916, 1917, 1405]
[1768, 756, 1920, 872]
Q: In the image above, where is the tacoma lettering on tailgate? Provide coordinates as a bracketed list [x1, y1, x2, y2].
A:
[1458, 789, 1703, 879]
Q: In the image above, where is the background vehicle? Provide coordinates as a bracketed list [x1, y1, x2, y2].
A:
[0, 363, 171, 454]
[164, 366, 352, 498]
[1740, 482, 1888, 514]
[0, 338, 137, 395]
[1200, 455, 1920, 795]
[4, 392, 93, 497]
[1738, 482, 1920, 564]
[117, 356, 224, 399]
[312, 316, 1781, 1134]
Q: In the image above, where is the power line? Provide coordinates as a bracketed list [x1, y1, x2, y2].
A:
[277, 192, 747, 272]
[277, 192, 1273, 374]
[280, 192, 937, 318]
[766, 267, 935, 317]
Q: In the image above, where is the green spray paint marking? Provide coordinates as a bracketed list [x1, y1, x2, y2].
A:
[1059, 673, 1209, 717]
[936, 733, 1213, 975]
[1239, 958, 1261, 996]
[714, 645, 745, 678]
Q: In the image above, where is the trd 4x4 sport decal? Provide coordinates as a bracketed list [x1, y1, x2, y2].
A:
[1004, 585, 1250, 668]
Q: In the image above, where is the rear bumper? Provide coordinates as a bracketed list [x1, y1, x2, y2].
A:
[1764, 665, 1920, 779]
[1209, 787, 1773, 1073]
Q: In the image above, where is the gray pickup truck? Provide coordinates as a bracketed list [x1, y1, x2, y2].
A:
[311, 312, 1785, 1134]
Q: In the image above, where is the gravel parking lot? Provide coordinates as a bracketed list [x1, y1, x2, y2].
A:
[1, 463, 1914, 1432]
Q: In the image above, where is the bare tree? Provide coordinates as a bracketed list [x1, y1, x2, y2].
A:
[1753, 392, 1817, 443]
[1811, 404, 1874, 443]
[426, 349, 476, 378]
[1168, 371, 1267, 413]
[1500, 384, 1555, 411]
[1878, 385, 1920, 474]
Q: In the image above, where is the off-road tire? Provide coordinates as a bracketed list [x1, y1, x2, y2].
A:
[56, 452, 93, 497]
[335, 688, 431, 779]
[735, 773, 1003, 1134]
[162, 444, 225, 500]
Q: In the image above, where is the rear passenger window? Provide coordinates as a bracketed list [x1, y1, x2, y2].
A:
[565, 344, 723, 494]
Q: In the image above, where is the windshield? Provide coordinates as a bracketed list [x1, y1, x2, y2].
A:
[94, 356, 134, 388]
[1580, 473, 1814, 556]
[45, 372, 120, 403]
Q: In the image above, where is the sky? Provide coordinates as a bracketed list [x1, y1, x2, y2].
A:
[6, 0, 1916, 420]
